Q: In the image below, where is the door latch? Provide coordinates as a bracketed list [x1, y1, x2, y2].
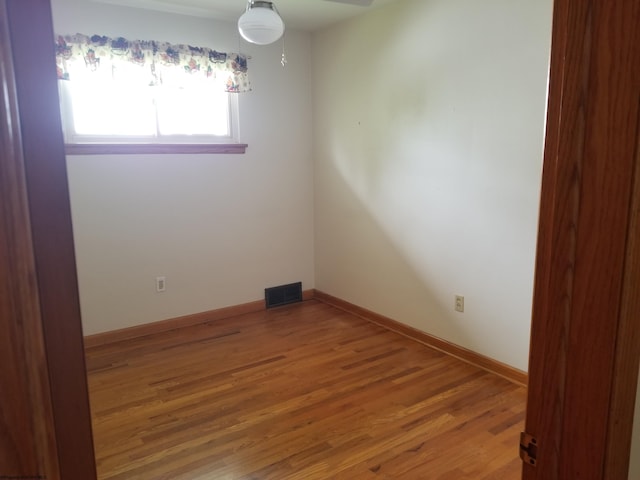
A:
[519, 432, 538, 467]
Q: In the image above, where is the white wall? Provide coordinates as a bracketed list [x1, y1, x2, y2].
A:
[51, 0, 552, 372]
[312, 0, 552, 370]
[52, 0, 315, 335]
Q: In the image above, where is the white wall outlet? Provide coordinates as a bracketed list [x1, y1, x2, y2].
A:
[455, 295, 464, 313]
[156, 276, 166, 293]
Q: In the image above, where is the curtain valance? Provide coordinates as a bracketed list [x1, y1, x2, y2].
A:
[55, 34, 251, 93]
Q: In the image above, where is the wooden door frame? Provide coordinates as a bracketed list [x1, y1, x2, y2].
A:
[0, 0, 96, 478]
[523, 0, 640, 478]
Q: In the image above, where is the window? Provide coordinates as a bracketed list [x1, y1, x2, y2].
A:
[55, 34, 250, 154]
[59, 76, 237, 143]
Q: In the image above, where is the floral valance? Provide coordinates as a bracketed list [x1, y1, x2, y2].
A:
[55, 34, 251, 93]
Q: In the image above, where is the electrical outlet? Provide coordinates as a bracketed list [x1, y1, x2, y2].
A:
[454, 295, 464, 313]
[156, 276, 166, 293]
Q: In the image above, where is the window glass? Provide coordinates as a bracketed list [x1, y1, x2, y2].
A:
[155, 86, 229, 137]
[60, 72, 235, 143]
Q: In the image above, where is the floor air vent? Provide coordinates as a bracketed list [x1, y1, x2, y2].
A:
[265, 282, 303, 308]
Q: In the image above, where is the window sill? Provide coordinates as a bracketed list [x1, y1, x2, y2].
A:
[64, 143, 248, 155]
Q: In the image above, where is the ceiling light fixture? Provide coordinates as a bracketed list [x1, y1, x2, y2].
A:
[238, 1, 285, 46]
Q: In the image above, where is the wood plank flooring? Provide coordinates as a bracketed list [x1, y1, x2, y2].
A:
[85, 300, 526, 479]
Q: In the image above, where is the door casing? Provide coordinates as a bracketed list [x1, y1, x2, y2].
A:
[523, 0, 640, 478]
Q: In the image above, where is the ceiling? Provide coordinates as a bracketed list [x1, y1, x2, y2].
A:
[92, 0, 401, 31]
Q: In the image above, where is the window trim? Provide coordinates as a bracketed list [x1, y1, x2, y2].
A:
[64, 143, 248, 155]
[58, 78, 246, 155]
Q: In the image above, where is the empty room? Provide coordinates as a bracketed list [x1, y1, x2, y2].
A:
[3, 0, 640, 479]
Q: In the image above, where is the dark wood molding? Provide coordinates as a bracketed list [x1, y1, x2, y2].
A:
[313, 290, 528, 387]
[65, 143, 248, 155]
[603, 98, 640, 477]
[5, 1, 97, 478]
[85, 289, 316, 348]
[523, 0, 640, 478]
[0, 1, 60, 476]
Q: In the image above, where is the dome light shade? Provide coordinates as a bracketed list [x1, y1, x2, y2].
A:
[238, 1, 285, 46]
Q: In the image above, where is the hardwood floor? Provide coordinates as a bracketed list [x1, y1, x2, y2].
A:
[85, 300, 526, 479]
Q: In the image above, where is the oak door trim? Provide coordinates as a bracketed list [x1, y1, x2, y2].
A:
[603, 91, 640, 479]
[0, 1, 60, 476]
[523, 0, 640, 478]
[4, 1, 97, 478]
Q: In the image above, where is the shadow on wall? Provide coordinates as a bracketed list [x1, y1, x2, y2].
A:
[315, 153, 476, 347]
[313, 0, 550, 370]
